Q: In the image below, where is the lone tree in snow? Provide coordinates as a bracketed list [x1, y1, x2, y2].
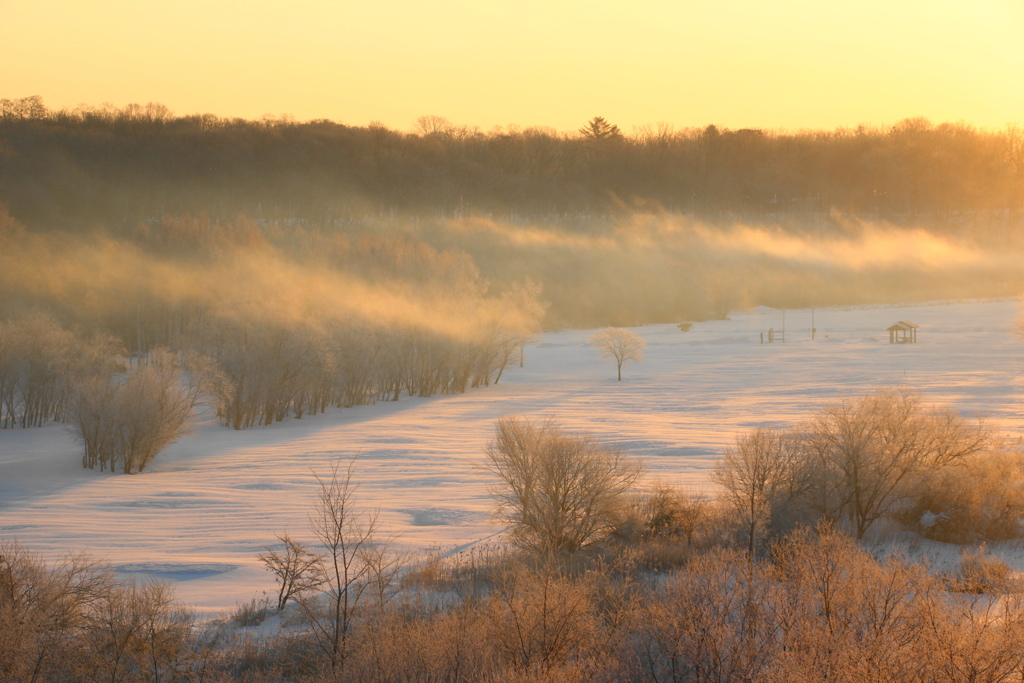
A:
[589, 327, 646, 381]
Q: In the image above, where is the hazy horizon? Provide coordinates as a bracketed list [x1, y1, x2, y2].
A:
[2, 0, 1021, 133]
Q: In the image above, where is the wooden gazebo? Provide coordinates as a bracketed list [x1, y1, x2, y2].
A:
[887, 321, 919, 344]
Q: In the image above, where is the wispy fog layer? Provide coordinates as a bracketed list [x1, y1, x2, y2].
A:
[429, 213, 1022, 326]
[0, 221, 534, 345]
[1, 209, 1020, 335]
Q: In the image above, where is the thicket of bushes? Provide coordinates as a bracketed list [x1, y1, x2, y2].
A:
[0, 313, 213, 472]
[0, 312, 122, 429]
[0, 539, 201, 682]
[713, 387, 995, 546]
[0, 304, 541, 469]
[892, 449, 1024, 544]
[70, 350, 213, 473]
[7, 524, 1024, 681]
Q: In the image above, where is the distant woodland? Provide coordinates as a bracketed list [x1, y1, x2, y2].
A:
[2, 96, 1023, 228]
[2, 96, 1024, 449]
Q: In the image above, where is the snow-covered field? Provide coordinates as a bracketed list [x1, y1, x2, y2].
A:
[1, 299, 1022, 613]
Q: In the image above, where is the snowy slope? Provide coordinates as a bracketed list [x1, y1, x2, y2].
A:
[1, 299, 1021, 612]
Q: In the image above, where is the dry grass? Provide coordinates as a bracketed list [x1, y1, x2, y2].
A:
[230, 594, 273, 627]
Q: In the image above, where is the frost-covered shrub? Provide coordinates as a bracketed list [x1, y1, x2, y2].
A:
[230, 594, 273, 627]
[899, 450, 1024, 543]
[483, 416, 643, 555]
[952, 545, 1015, 594]
[0, 538, 196, 681]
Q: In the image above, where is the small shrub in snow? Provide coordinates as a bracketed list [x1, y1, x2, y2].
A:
[952, 545, 1015, 594]
[611, 484, 716, 569]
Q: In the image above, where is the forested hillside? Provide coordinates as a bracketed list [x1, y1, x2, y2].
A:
[2, 96, 1022, 230]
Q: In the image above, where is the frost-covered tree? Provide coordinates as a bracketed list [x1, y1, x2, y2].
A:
[490, 279, 547, 384]
[70, 349, 213, 473]
[588, 327, 646, 381]
[0, 314, 123, 429]
[482, 416, 643, 554]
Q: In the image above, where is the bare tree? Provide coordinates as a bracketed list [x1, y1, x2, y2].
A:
[416, 114, 455, 138]
[257, 533, 324, 611]
[488, 327, 528, 385]
[499, 279, 548, 376]
[482, 416, 643, 554]
[486, 280, 547, 384]
[588, 327, 646, 381]
[298, 460, 392, 674]
[713, 428, 807, 556]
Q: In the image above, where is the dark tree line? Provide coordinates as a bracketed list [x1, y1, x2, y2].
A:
[1, 97, 1022, 232]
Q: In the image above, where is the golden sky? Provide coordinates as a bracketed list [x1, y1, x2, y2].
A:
[2, 0, 1021, 133]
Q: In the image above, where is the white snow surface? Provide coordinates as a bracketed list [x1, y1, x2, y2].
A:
[1, 299, 1022, 613]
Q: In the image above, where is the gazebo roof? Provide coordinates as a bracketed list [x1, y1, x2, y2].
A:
[887, 321, 919, 331]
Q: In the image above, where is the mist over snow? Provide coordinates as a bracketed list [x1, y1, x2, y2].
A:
[0, 298, 1021, 612]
